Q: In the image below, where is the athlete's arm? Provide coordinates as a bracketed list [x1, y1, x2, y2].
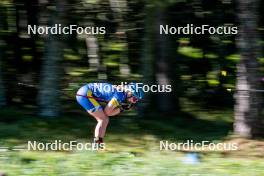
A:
[106, 107, 121, 116]
[104, 98, 121, 116]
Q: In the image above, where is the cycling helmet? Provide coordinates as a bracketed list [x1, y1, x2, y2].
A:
[126, 83, 144, 100]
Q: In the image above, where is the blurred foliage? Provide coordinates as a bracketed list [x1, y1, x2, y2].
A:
[0, 0, 263, 110]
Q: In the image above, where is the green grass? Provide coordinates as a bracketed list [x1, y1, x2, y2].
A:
[0, 108, 263, 176]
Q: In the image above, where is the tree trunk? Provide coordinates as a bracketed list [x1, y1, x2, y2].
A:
[86, 34, 107, 80]
[38, 38, 63, 117]
[137, 4, 155, 116]
[25, 0, 39, 66]
[234, 0, 263, 137]
[0, 6, 6, 107]
[109, 0, 131, 77]
[154, 7, 173, 112]
[38, 1, 66, 117]
[0, 45, 6, 107]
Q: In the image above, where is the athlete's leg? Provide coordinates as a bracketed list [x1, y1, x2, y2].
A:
[88, 110, 109, 138]
[76, 85, 109, 141]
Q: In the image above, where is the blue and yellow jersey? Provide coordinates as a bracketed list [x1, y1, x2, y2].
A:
[87, 83, 126, 106]
[76, 83, 126, 112]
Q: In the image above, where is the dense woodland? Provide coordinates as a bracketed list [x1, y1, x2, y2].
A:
[0, 0, 263, 138]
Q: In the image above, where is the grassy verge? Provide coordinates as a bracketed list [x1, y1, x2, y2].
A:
[0, 108, 263, 176]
